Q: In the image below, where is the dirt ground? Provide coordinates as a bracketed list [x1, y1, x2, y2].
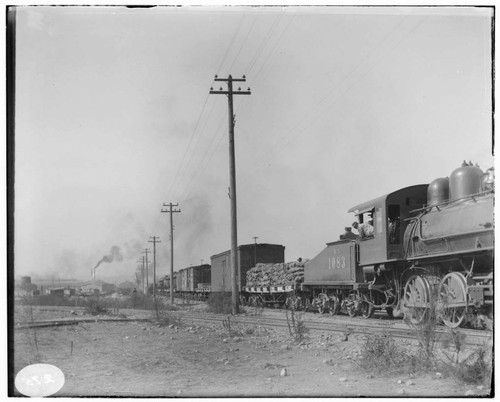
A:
[12, 303, 493, 397]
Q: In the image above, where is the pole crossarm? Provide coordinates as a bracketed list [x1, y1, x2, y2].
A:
[214, 77, 247, 82]
[210, 90, 251, 95]
[210, 75, 251, 97]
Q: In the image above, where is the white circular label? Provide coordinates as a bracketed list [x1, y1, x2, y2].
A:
[15, 364, 65, 397]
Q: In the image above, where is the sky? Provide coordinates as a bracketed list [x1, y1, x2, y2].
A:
[12, 5, 494, 284]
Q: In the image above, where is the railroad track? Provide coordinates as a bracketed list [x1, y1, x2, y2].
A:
[15, 306, 492, 347]
[173, 311, 492, 347]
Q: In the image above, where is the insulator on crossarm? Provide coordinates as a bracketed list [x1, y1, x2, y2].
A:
[215, 74, 218, 79]
[242, 75, 246, 79]
[220, 87, 223, 90]
[210, 87, 213, 90]
[238, 87, 241, 91]
[247, 87, 251, 91]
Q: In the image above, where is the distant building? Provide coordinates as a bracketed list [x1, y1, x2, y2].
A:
[47, 287, 76, 296]
[117, 281, 135, 291]
[15, 276, 38, 297]
[79, 281, 115, 295]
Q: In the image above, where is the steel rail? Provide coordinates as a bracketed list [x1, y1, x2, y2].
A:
[174, 311, 492, 347]
[15, 307, 491, 347]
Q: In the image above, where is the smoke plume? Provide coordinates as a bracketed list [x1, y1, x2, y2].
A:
[94, 245, 124, 271]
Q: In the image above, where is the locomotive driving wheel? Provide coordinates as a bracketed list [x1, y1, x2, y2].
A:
[345, 293, 358, 317]
[437, 272, 468, 328]
[403, 275, 431, 324]
[359, 300, 375, 319]
[328, 295, 341, 316]
[316, 293, 330, 314]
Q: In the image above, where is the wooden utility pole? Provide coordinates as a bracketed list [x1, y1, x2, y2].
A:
[137, 257, 146, 293]
[135, 269, 142, 290]
[148, 236, 161, 299]
[253, 236, 259, 266]
[161, 203, 181, 304]
[143, 248, 150, 295]
[210, 74, 251, 315]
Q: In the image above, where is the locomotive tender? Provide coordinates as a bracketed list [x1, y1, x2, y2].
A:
[239, 164, 494, 329]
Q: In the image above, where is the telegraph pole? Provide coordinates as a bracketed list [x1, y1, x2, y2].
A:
[210, 74, 251, 315]
[149, 236, 161, 300]
[253, 236, 259, 266]
[161, 203, 181, 304]
[143, 248, 150, 295]
[137, 257, 146, 293]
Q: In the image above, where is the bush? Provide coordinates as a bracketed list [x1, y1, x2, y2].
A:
[439, 329, 492, 385]
[83, 297, 109, 315]
[451, 348, 491, 384]
[360, 334, 428, 373]
[18, 294, 76, 307]
[151, 298, 182, 327]
[285, 304, 308, 342]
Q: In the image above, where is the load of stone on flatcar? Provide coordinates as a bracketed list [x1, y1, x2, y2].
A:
[245, 260, 308, 287]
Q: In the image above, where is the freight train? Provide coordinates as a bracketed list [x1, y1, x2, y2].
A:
[162, 163, 494, 329]
[157, 265, 211, 299]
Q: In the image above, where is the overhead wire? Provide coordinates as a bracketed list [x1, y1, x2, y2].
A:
[239, 16, 422, 184]
[245, 11, 286, 76]
[216, 12, 247, 75]
[227, 11, 261, 73]
[177, 11, 284, 202]
[164, 12, 250, 206]
[180, 11, 294, 201]
[180, 112, 227, 201]
[171, 98, 219, 200]
[251, 13, 297, 82]
[163, 93, 211, 202]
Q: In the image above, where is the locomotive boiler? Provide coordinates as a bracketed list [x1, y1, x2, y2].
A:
[402, 165, 494, 327]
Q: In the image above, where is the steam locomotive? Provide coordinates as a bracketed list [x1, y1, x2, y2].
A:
[281, 163, 494, 328]
[162, 163, 494, 329]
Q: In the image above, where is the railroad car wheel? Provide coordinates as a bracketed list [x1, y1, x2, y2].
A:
[346, 304, 357, 317]
[286, 295, 304, 311]
[438, 272, 467, 328]
[329, 297, 341, 316]
[403, 275, 431, 325]
[385, 307, 394, 318]
[360, 301, 375, 319]
[249, 295, 262, 307]
[316, 293, 330, 315]
[295, 297, 305, 311]
[344, 293, 359, 317]
[303, 298, 312, 312]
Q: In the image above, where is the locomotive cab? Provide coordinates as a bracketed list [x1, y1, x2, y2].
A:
[348, 185, 428, 267]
